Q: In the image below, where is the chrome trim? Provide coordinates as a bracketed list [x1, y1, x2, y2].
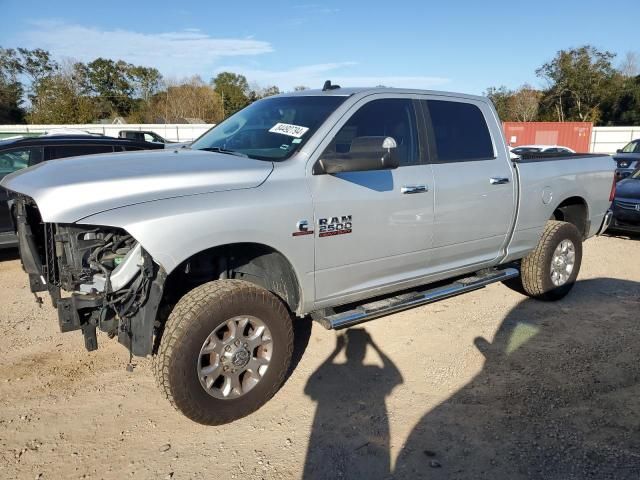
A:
[489, 177, 510, 185]
[615, 200, 640, 211]
[401, 185, 428, 194]
[597, 209, 613, 236]
[320, 267, 519, 330]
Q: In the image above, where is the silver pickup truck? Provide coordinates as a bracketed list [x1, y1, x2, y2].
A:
[1, 84, 615, 425]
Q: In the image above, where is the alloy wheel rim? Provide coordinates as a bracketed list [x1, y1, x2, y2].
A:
[550, 239, 576, 286]
[197, 315, 272, 400]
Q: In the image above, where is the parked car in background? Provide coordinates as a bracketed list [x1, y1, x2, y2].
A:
[613, 139, 640, 182]
[119, 130, 171, 144]
[0, 135, 164, 248]
[611, 169, 640, 233]
[510, 145, 576, 155]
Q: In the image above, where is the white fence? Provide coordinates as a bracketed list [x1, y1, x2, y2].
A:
[0, 124, 213, 142]
[590, 127, 640, 154]
[1, 123, 639, 153]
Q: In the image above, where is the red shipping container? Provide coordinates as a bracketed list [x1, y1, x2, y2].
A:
[503, 122, 592, 153]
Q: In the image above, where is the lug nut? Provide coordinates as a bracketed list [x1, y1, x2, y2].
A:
[234, 340, 240, 346]
[243, 343, 248, 348]
[225, 345, 231, 352]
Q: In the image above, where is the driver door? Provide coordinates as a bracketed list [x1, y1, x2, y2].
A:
[308, 96, 435, 306]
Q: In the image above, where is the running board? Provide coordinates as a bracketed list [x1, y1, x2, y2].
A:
[317, 267, 519, 330]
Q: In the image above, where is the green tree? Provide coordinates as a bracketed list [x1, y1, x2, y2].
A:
[485, 86, 513, 120]
[150, 76, 223, 123]
[0, 47, 25, 122]
[536, 45, 616, 122]
[86, 58, 135, 117]
[211, 72, 250, 117]
[16, 48, 58, 88]
[27, 61, 98, 124]
[600, 73, 640, 125]
[129, 66, 162, 102]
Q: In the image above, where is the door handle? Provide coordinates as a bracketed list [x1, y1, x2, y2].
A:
[489, 177, 510, 185]
[401, 185, 428, 194]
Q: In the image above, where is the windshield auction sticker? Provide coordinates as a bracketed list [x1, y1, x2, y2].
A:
[269, 123, 309, 138]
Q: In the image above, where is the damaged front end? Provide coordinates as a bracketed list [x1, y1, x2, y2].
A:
[14, 196, 166, 356]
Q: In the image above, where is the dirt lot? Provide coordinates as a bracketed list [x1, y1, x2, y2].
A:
[0, 233, 639, 480]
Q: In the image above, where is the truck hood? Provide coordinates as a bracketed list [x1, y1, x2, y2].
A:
[0, 148, 273, 223]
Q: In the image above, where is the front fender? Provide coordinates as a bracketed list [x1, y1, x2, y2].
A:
[79, 179, 315, 312]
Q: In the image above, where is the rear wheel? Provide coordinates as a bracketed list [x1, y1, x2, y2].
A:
[153, 280, 294, 425]
[504, 220, 582, 301]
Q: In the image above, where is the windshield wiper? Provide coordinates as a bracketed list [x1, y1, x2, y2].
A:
[199, 147, 248, 158]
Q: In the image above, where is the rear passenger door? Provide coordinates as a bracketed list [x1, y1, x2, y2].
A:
[420, 98, 516, 272]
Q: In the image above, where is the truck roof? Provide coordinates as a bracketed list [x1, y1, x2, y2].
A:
[282, 86, 488, 103]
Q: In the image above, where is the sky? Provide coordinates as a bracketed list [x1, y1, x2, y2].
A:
[0, 0, 638, 95]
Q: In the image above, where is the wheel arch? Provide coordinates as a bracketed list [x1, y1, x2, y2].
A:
[162, 242, 302, 315]
[551, 196, 590, 239]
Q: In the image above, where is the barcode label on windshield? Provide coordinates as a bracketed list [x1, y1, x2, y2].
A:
[269, 123, 309, 138]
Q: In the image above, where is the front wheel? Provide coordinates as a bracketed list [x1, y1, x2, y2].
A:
[504, 220, 583, 301]
[153, 280, 294, 425]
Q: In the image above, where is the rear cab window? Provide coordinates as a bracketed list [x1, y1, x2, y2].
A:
[421, 99, 495, 162]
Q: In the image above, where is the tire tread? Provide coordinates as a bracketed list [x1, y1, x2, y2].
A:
[153, 280, 294, 425]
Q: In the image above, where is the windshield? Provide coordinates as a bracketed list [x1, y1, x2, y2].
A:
[191, 95, 347, 161]
[621, 141, 640, 153]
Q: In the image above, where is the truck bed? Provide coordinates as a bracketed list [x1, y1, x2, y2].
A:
[503, 152, 614, 263]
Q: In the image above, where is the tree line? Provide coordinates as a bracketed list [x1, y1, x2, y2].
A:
[0, 47, 307, 124]
[1, 44, 638, 125]
[486, 46, 640, 125]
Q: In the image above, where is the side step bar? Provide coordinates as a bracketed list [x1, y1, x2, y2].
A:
[318, 267, 519, 330]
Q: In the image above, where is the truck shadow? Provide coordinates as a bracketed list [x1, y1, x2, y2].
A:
[395, 277, 640, 479]
[605, 230, 640, 241]
[0, 248, 19, 262]
[302, 278, 640, 479]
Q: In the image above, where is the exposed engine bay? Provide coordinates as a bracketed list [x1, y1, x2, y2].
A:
[14, 196, 166, 355]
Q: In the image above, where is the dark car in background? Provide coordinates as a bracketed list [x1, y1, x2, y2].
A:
[613, 139, 640, 181]
[611, 169, 640, 233]
[0, 135, 164, 248]
[118, 130, 171, 143]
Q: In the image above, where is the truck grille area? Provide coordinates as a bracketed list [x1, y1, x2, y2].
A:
[615, 199, 640, 211]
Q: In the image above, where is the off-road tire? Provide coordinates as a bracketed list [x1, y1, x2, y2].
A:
[504, 220, 582, 301]
[153, 280, 294, 425]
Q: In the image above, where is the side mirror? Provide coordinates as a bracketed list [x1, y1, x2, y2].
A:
[314, 136, 400, 175]
[616, 149, 623, 154]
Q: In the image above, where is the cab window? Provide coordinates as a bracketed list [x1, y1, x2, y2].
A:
[423, 100, 494, 162]
[322, 98, 419, 166]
